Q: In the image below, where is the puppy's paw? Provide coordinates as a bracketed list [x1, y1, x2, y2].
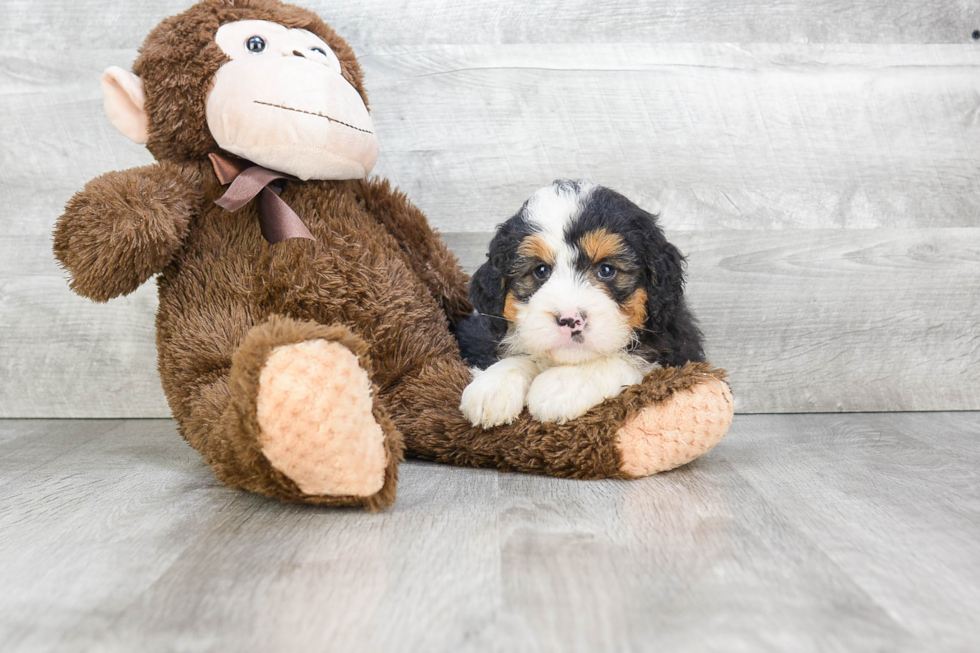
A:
[460, 364, 531, 429]
[527, 359, 645, 424]
[526, 366, 609, 424]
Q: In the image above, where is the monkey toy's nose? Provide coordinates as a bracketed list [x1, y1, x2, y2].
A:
[290, 49, 307, 59]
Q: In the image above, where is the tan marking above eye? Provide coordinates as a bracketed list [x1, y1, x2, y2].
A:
[516, 234, 557, 267]
[579, 229, 625, 263]
[622, 287, 648, 329]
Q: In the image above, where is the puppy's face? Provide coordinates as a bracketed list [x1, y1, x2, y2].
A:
[483, 182, 651, 365]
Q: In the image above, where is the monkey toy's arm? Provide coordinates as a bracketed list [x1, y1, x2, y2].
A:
[354, 178, 473, 326]
[53, 162, 202, 302]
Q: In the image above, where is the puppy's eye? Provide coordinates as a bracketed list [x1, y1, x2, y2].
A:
[532, 264, 552, 281]
[597, 263, 618, 280]
[310, 47, 327, 56]
[246, 36, 266, 53]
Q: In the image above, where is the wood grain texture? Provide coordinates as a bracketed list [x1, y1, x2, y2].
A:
[363, 44, 980, 233]
[2, 5, 979, 417]
[1, 414, 978, 651]
[717, 413, 980, 650]
[0, 276, 168, 418]
[2, 0, 978, 47]
[872, 412, 980, 462]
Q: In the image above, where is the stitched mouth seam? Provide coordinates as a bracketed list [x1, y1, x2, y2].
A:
[253, 101, 375, 135]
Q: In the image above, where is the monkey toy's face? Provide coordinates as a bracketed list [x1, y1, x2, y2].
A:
[207, 20, 378, 180]
[102, 17, 379, 181]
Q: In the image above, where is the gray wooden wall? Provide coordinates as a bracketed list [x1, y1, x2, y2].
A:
[1, 1, 978, 417]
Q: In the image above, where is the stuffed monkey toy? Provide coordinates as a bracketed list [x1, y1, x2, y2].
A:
[53, 0, 733, 510]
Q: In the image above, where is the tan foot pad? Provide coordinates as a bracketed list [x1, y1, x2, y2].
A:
[615, 378, 734, 478]
[256, 340, 387, 497]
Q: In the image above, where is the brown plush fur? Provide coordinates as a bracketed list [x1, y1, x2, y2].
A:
[53, 163, 202, 302]
[53, 0, 733, 509]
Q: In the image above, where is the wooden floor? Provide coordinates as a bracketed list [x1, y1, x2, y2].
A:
[1, 414, 978, 652]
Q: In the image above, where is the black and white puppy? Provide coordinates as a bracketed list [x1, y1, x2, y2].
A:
[456, 181, 704, 427]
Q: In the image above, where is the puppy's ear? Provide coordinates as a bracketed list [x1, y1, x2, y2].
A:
[647, 240, 685, 319]
[643, 238, 706, 365]
[469, 214, 530, 339]
[469, 259, 505, 320]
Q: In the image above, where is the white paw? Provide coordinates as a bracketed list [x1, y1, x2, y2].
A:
[526, 366, 608, 424]
[460, 364, 532, 429]
[526, 359, 644, 424]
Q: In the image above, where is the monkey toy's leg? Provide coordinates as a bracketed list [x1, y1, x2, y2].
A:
[188, 320, 729, 506]
[379, 353, 733, 480]
[168, 315, 402, 511]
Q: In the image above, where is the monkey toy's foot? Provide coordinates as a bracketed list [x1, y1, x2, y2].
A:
[218, 316, 402, 509]
[614, 371, 734, 478]
[257, 339, 389, 498]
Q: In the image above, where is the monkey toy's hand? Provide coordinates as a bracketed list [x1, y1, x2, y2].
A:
[53, 162, 201, 302]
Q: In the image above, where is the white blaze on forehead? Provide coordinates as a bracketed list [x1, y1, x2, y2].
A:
[523, 182, 597, 273]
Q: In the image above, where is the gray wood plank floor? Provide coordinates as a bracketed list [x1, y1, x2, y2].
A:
[1, 414, 977, 652]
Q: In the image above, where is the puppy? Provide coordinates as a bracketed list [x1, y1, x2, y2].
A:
[456, 181, 704, 427]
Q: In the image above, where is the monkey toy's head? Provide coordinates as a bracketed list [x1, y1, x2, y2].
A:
[102, 0, 378, 181]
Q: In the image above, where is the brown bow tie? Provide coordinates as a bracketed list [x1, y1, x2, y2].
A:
[208, 152, 315, 244]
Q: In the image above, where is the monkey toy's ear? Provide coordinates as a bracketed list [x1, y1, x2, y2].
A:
[101, 66, 149, 144]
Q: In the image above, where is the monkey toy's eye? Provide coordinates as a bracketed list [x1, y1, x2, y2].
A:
[310, 47, 327, 56]
[246, 36, 266, 53]
[532, 263, 552, 281]
[597, 263, 618, 280]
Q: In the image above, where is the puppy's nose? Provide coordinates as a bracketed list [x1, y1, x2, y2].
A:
[556, 312, 585, 329]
